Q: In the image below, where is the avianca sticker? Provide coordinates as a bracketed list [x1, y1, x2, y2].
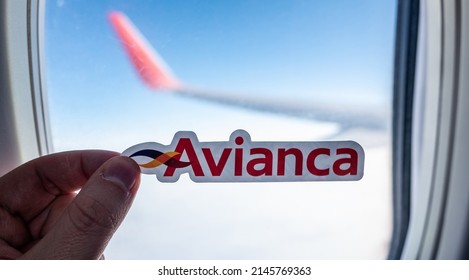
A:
[122, 130, 364, 183]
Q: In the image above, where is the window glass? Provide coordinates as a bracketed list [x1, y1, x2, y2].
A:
[45, 0, 396, 259]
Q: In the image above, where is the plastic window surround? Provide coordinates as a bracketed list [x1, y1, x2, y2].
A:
[402, 0, 468, 260]
[388, 0, 419, 260]
[0, 0, 50, 174]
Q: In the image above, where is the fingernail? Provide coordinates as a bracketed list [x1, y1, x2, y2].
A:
[102, 156, 138, 191]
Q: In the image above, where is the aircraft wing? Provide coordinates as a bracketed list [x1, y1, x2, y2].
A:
[108, 11, 388, 130]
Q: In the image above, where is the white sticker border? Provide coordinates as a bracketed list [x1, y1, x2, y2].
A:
[122, 129, 364, 183]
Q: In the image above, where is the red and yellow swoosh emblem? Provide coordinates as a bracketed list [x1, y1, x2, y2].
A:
[129, 149, 191, 169]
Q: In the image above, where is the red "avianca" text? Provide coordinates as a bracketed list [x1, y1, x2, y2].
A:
[163, 136, 359, 178]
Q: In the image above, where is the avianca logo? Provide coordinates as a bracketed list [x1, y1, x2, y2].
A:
[122, 130, 364, 183]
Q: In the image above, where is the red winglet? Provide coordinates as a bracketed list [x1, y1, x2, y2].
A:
[108, 11, 181, 90]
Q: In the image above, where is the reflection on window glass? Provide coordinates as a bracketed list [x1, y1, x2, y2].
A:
[45, 0, 396, 259]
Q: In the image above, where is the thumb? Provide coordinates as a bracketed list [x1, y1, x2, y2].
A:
[22, 156, 141, 259]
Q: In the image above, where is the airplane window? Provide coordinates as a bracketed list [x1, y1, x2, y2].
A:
[45, 0, 396, 259]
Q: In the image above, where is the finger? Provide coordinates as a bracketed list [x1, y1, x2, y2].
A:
[0, 150, 118, 222]
[28, 193, 76, 240]
[0, 239, 22, 259]
[21, 156, 140, 259]
[0, 193, 76, 253]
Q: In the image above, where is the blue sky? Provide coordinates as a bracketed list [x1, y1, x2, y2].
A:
[44, 0, 397, 259]
[46, 0, 396, 94]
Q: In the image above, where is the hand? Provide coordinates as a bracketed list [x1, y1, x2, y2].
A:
[0, 150, 140, 259]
